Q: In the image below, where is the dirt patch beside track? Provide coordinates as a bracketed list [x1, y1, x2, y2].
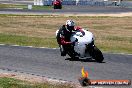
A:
[55, 12, 132, 17]
[0, 71, 82, 88]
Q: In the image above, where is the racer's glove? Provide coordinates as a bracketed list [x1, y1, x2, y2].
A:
[72, 38, 78, 46]
[80, 32, 85, 37]
[72, 42, 76, 46]
[75, 38, 78, 42]
[82, 31, 85, 35]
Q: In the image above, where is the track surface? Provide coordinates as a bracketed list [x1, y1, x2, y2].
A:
[0, 45, 132, 84]
[0, 6, 132, 15]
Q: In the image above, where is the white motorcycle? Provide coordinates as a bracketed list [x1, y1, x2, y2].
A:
[56, 29, 104, 63]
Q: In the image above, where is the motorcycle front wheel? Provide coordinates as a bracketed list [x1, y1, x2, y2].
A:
[91, 46, 104, 63]
[67, 51, 77, 60]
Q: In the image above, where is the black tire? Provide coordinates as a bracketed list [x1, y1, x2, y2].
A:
[67, 51, 76, 59]
[92, 46, 104, 63]
[67, 46, 78, 60]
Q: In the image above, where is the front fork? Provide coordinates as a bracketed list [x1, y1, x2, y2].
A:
[85, 40, 95, 56]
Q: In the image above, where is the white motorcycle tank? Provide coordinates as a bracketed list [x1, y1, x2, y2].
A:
[70, 29, 94, 57]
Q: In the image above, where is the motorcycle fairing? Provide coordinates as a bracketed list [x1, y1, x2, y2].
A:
[70, 29, 94, 57]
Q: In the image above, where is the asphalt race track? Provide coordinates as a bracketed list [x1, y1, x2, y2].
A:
[0, 45, 132, 84]
[0, 6, 132, 15]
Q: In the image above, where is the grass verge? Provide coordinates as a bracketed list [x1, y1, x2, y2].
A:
[0, 33, 58, 48]
[0, 4, 53, 10]
[0, 77, 74, 88]
[0, 15, 132, 54]
[0, 4, 27, 9]
[32, 5, 52, 10]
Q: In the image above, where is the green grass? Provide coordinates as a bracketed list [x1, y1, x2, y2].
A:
[0, 4, 53, 10]
[0, 33, 58, 48]
[0, 4, 27, 9]
[0, 77, 28, 88]
[96, 42, 132, 54]
[0, 77, 74, 88]
[32, 5, 52, 10]
[0, 15, 132, 54]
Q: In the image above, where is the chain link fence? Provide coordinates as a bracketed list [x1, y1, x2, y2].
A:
[62, 0, 132, 7]
[40, 0, 132, 7]
[1, 0, 132, 7]
[120, 1, 132, 8]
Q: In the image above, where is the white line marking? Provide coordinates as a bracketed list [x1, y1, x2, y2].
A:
[0, 44, 5, 46]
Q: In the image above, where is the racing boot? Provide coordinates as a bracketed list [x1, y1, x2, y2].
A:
[61, 51, 66, 56]
[60, 45, 66, 56]
[74, 52, 80, 56]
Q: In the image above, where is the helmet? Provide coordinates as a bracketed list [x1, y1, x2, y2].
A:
[66, 20, 75, 26]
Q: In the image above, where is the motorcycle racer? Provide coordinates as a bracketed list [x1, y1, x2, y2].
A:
[56, 20, 85, 56]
